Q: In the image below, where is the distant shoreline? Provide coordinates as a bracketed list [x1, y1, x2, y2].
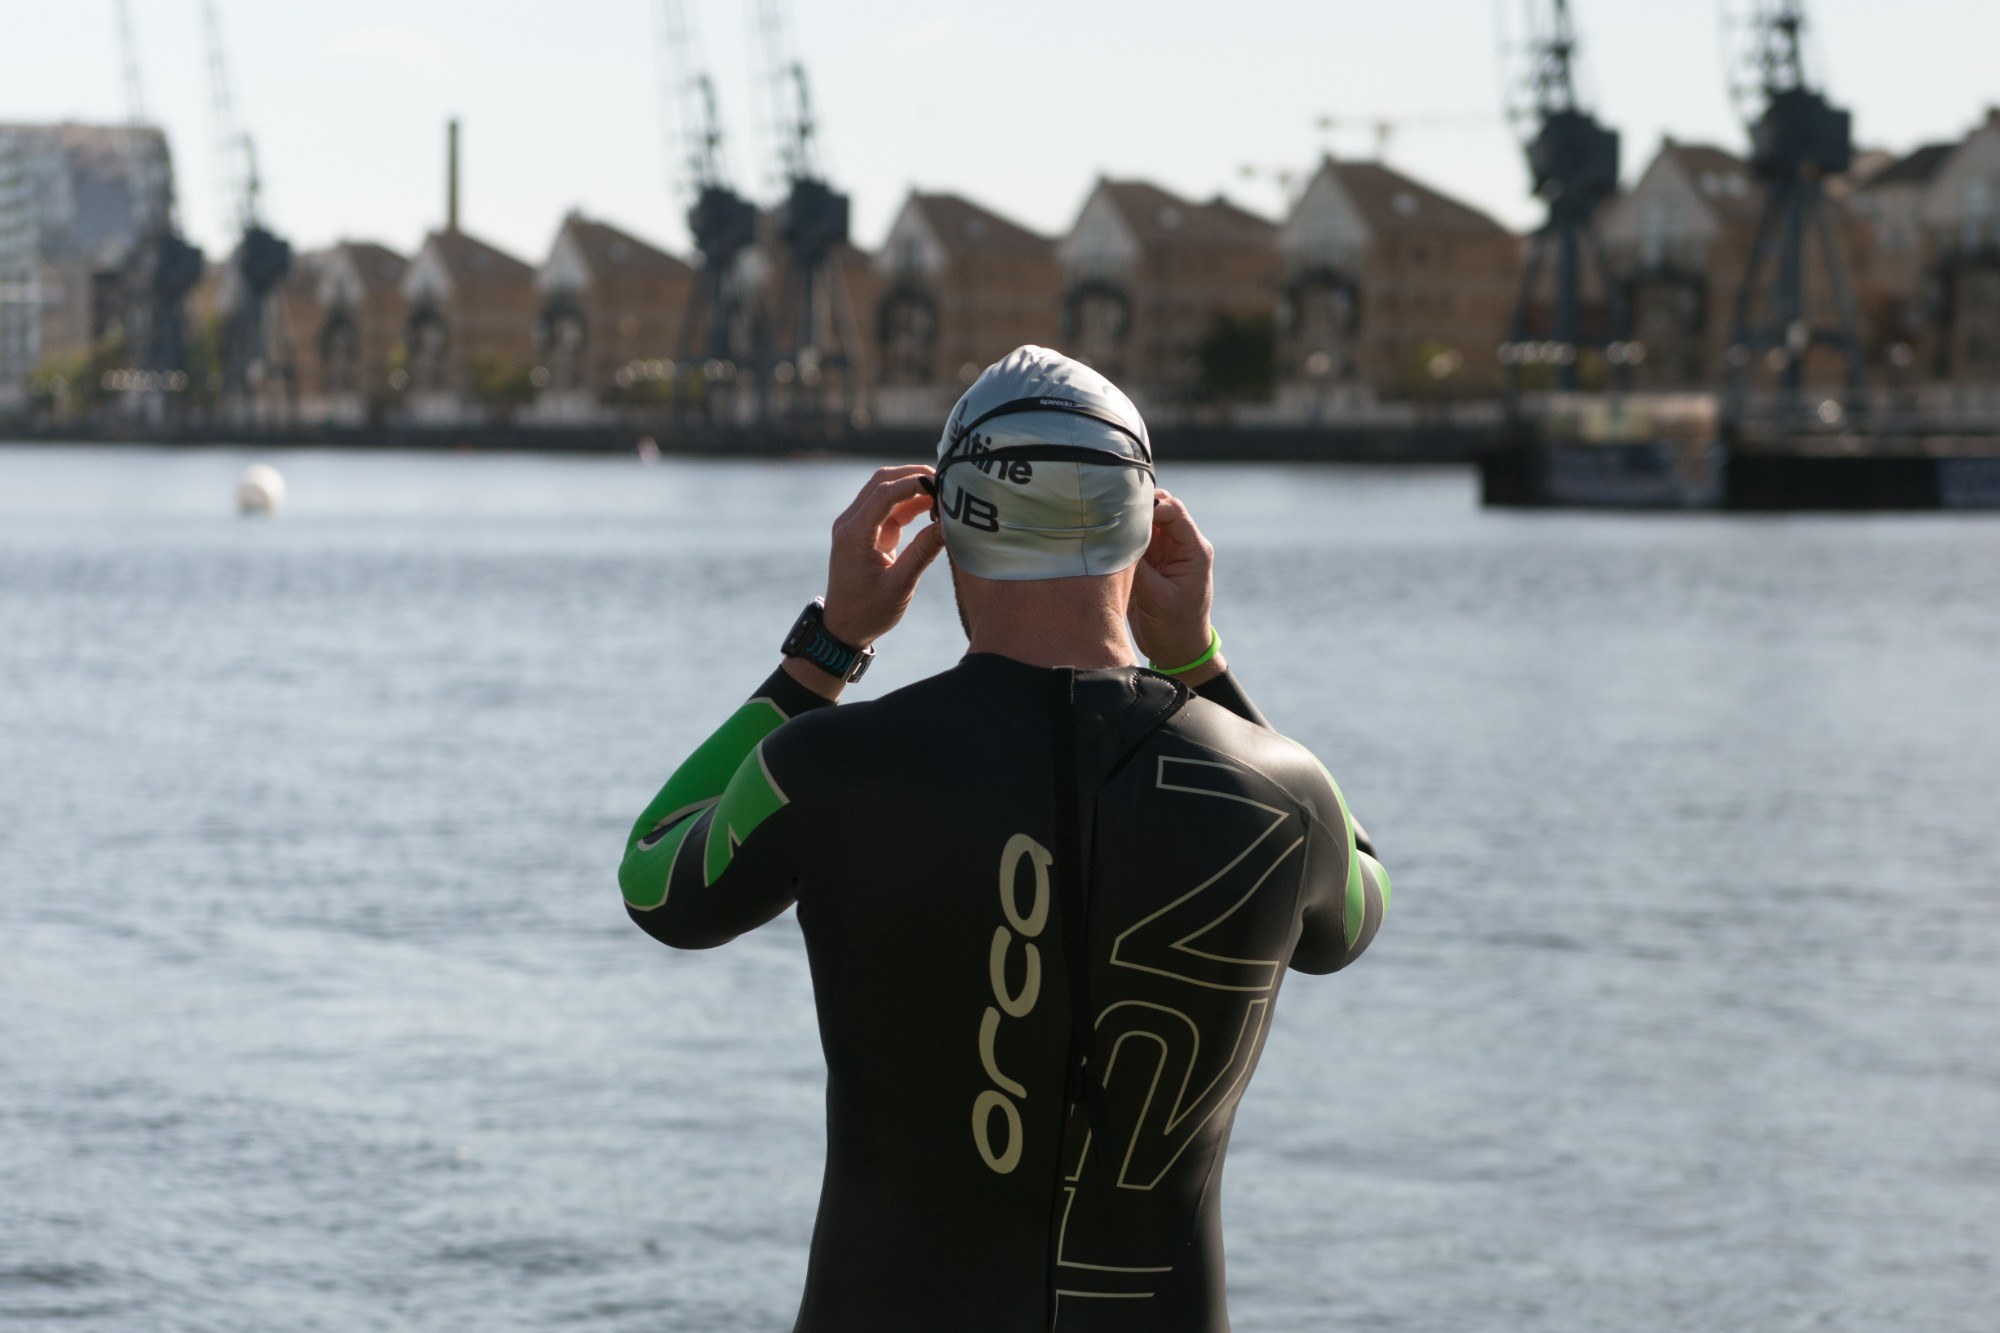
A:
[0, 422, 1496, 464]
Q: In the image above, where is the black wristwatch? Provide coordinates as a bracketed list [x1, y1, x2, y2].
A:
[781, 597, 874, 683]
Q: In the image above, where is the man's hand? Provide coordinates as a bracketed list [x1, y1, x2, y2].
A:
[1129, 489, 1227, 686]
[786, 465, 946, 700]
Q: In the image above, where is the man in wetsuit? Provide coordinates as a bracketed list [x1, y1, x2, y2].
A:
[618, 345, 1389, 1332]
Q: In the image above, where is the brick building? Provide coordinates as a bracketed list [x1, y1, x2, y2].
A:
[1055, 179, 1279, 413]
[1850, 143, 1953, 402]
[1916, 110, 2000, 415]
[753, 215, 879, 425]
[1604, 138, 1879, 396]
[400, 228, 537, 424]
[872, 190, 1061, 425]
[533, 211, 691, 421]
[1276, 156, 1517, 414]
[297, 241, 407, 424]
[1600, 142, 1762, 390]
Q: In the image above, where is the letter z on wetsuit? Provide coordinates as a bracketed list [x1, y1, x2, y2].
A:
[619, 655, 1389, 1333]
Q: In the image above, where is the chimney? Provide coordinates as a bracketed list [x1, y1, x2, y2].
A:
[446, 118, 461, 233]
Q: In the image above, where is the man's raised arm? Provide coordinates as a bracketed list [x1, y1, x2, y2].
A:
[616, 466, 944, 950]
[1128, 490, 1388, 961]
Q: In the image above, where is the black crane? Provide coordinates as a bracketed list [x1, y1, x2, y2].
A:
[756, 0, 861, 426]
[657, 0, 760, 420]
[112, 0, 203, 425]
[1502, 0, 1627, 400]
[1722, 0, 1868, 430]
[205, 0, 293, 424]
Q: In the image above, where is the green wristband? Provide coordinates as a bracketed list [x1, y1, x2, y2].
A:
[1151, 626, 1220, 676]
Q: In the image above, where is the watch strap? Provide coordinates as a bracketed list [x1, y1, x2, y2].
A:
[783, 599, 873, 683]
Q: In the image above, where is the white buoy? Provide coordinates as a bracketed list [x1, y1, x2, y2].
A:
[237, 463, 286, 516]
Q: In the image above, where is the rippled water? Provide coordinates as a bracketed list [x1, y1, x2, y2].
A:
[2, 445, 1996, 1331]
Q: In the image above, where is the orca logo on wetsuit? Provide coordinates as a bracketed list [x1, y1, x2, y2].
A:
[971, 832, 1052, 1174]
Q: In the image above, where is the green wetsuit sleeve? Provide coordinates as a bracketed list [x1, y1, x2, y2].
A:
[1284, 742, 1390, 975]
[617, 665, 831, 949]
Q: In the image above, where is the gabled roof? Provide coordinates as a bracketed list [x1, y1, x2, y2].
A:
[421, 228, 535, 286]
[1093, 179, 1276, 251]
[1311, 158, 1512, 237]
[1656, 142, 1761, 222]
[558, 213, 690, 278]
[1860, 142, 1955, 191]
[331, 240, 408, 293]
[905, 192, 1054, 260]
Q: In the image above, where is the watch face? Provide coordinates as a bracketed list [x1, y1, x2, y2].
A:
[783, 598, 869, 681]
[782, 600, 825, 657]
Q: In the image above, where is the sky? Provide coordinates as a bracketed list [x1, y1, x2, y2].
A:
[9, 0, 1999, 265]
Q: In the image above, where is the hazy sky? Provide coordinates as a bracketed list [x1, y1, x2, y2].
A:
[11, 1, 1998, 264]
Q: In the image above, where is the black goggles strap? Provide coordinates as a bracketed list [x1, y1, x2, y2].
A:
[937, 395, 1154, 487]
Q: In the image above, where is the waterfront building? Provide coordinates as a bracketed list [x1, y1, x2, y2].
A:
[1056, 178, 1279, 415]
[1600, 141, 1761, 390]
[872, 190, 1061, 426]
[1916, 109, 2000, 419]
[1275, 156, 1516, 417]
[1605, 138, 1879, 397]
[294, 241, 408, 425]
[531, 211, 691, 422]
[399, 229, 537, 424]
[0, 122, 171, 413]
[749, 209, 879, 426]
[273, 251, 325, 418]
[1850, 144, 1954, 409]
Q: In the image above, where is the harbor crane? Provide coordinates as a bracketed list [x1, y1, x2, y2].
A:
[204, 0, 294, 424]
[1501, 0, 1627, 399]
[756, 0, 862, 425]
[1721, 0, 1868, 430]
[657, 0, 760, 420]
[112, 0, 203, 425]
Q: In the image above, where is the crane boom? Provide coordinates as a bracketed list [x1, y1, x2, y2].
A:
[755, 0, 818, 180]
[658, 0, 762, 411]
[657, 0, 730, 193]
[112, 0, 170, 232]
[1722, 0, 1867, 428]
[202, 0, 262, 230]
[1503, 0, 1625, 399]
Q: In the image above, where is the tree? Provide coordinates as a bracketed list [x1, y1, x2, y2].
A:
[470, 352, 536, 416]
[1195, 312, 1276, 403]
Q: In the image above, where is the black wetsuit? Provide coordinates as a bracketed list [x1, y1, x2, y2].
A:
[618, 654, 1389, 1332]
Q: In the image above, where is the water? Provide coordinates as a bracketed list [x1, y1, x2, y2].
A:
[2, 445, 1995, 1331]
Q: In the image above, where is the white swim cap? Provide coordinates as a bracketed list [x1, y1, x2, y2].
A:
[933, 345, 1155, 581]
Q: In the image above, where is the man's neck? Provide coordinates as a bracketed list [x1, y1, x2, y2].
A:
[964, 588, 1138, 670]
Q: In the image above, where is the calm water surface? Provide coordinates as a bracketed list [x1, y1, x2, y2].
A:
[2, 446, 1996, 1331]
